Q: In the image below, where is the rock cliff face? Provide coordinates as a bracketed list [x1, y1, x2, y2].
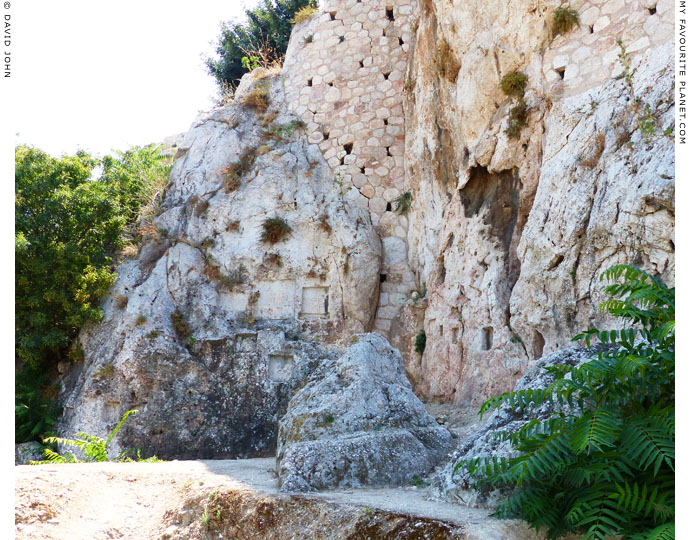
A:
[58, 73, 382, 458]
[400, 0, 674, 406]
[57, 0, 674, 463]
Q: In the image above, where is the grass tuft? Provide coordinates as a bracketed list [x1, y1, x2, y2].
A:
[394, 191, 413, 215]
[415, 329, 426, 354]
[501, 70, 528, 98]
[221, 146, 258, 192]
[505, 99, 529, 138]
[291, 5, 319, 25]
[261, 216, 292, 244]
[436, 39, 461, 82]
[553, 5, 580, 36]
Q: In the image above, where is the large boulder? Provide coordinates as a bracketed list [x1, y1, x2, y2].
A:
[277, 333, 454, 492]
[432, 347, 596, 507]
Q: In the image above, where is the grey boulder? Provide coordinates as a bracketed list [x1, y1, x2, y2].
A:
[277, 333, 453, 492]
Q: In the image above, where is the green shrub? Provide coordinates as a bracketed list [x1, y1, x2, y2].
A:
[261, 216, 292, 244]
[457, 265, 675, 540]
[553, 5, 580, 36]
[415, 329, 426, 354]
[15, 145, 170, 367]
[500, 70, 528, 98]
[394, 191, 413, 215]
[15, 365, 62, 443]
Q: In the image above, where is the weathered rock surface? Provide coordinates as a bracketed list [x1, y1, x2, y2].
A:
[57, 72, 382, 459]
[15, 442, 44, 465]
[432, 347, 596, 506]
[277, 333, 453, 492]
[400, 0, 674, 406]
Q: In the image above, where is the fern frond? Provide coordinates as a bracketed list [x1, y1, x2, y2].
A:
[570, 408, 622, 454]
[627, 522, 675, 540]
[620, 420, 674, 474]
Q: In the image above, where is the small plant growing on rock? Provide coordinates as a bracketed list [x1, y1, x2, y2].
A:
[394, 191, 413, 215]
[221, 146, 259, 192]
[318, 214, 332, 234]
[114, 294, 128, 309]
[220, 265, 248, 290]
[171, 310, 192, 341]
[135, 315, 147, 326]
[194, 199, 210, 216]
[581, 133, 606, 168]
[261, 216, 292, 244]
[146, 330, 161, 339]
[242, 84, 270, 112]
[94, 362, 115, 379]
[500, 70, 528, 98]
[415, 329, 426, 354]
[436, 38, 461, 82]
[505, 100, 529, 139]
[291, 5, 319, 25]
[226, 220, 241, 232]
[304, 33, 314, 44]
[553, 5, 580, 36]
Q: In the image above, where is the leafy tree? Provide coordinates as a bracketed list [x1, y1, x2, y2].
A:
[15, 145, 170, 442]
[457, 265, 675, 540]
[206, 0, 318, 90]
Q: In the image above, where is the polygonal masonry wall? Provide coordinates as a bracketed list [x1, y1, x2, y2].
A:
[282, 0, 419, 335]
[544, 0, 673, 96]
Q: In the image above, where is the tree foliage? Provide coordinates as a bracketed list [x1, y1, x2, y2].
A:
[205, 0, 318, 90]
[457, 265, 675, 540]
[15, 145, 170, 442]
[15, 145, 170, 367]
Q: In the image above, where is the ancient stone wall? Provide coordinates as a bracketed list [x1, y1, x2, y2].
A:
[282, 0, 418, 335]
[545, 0, 673, 96]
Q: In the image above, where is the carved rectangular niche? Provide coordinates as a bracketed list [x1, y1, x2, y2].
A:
[256, 281, 296, 320]
[299, 286, 329, 319]
[268, 354, 295, 382]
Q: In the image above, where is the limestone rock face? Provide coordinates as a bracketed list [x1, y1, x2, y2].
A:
[277, 333, 453, 492]
[432, 347, 596, 506]
[15, 442, 45, 465]
[57, 73, 382, 459]
[400, 0, 674, 406]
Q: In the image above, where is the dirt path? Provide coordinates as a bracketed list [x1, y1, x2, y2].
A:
[15, 458, 537, 540]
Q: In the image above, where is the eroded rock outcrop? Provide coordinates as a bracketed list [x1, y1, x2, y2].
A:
[277, 333, 453, 492]
[398, 0, 674, 406]
[58, 73, 382, 459]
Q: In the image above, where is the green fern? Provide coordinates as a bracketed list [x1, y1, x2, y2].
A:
[456, 265, 674, 540]
[32, 409, 146, 464]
